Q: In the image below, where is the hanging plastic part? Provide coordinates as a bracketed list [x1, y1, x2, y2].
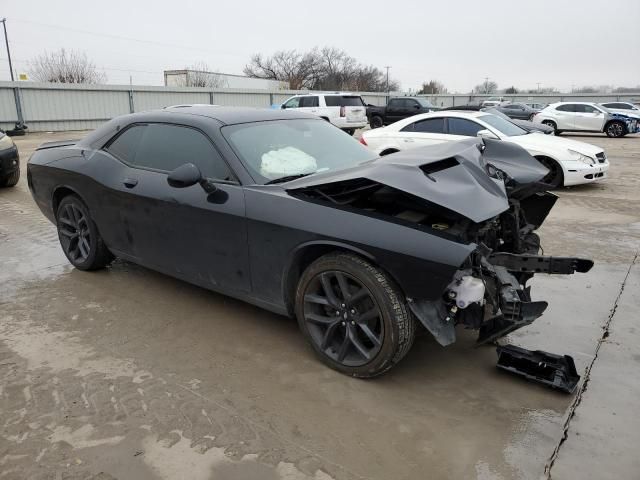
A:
[496, 345, 580, 394]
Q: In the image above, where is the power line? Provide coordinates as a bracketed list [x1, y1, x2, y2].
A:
[11, 18, 248, 60]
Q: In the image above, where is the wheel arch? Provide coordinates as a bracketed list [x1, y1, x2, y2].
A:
[282, 241, 380, 317]
[379, 147, 400, 156]
[52, 185, 89, 215]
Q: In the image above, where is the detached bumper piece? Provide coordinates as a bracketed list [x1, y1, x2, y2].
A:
[496, 345, 580, 394]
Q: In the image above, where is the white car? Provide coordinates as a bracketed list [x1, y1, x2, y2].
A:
[360, 111, 609, 188]
[533, 102, 640, 138]
[599, 101, 640, 116]
[481, 96, 506, 107]
[280, 93, 367, 135]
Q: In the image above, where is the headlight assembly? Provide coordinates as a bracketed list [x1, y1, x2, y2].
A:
[568, 149, 595, 165]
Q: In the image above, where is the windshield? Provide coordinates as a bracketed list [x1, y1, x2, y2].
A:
[478, 114, 528, 137]
[222, 119, 377, 184]
[481, 107, 511, 121]
[415, 98, 435, 108]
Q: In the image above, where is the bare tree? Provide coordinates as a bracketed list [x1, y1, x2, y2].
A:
[504, 86, 519, 94]
[418, 80, 447, 94]
[244, 49, 320, 90]
[29, 49, 106, 84]
[244, 47, 399, 92]
[182, 63, 228, 88]
[473, 81, 498, 94]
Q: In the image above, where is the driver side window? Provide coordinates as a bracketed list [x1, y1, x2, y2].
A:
[106, 124, 233, 181]
[283, 97, 300, 109]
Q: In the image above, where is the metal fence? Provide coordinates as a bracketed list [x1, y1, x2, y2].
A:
[1, 81, 639, 132]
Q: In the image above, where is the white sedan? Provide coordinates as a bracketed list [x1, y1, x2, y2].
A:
[360, 111, 609, 187]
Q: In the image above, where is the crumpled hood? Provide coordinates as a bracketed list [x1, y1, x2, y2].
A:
[286, 138, 549, 223]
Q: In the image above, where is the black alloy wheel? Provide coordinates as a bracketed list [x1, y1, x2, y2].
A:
[295, 252, 415, 377]
[56, 195, 113, 270]
[58, 202, 92, 263]
[303, 270, 384, 367]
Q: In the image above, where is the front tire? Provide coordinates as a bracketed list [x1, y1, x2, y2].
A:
[536, 156, 564, 189]
[0, 168, 20, 188]
[295, 252, 415, 378]
[605, 121, 626, 138]
[56, 195, 113, 270]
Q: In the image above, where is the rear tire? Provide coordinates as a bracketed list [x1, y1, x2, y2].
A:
[536, 156, 564, 189]
[0, 168, 20, 188]
[605, 121, 626, 138]
[56, 195, 113, 270]
[370, 115, 384, 129]
[295, 252, 415, 378]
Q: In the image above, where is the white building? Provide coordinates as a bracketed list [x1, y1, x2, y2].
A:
[164, 70, 288, 90]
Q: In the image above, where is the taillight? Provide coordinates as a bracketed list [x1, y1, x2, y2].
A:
[359, 136, 368, 146]
[340, 106, 346, 117]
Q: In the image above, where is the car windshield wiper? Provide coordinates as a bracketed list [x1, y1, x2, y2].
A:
[265, 173, 313, 185]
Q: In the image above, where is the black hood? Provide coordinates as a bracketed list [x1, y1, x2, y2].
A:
[287, 138, 549, 223]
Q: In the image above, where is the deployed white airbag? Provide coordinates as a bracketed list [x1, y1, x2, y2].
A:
[260, 147, 317, 179]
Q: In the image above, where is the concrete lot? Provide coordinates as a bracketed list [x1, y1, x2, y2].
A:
[1, 130, 638, 480]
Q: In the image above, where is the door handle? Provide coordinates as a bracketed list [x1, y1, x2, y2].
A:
[404, 138, 414, 143]
[123, 177, 138, 188]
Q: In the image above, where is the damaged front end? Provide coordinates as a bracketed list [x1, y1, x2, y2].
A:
[287, 138, 592, 387]
[408, 140, 593, 348]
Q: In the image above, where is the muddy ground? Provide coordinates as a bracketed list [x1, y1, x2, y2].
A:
[1, 131, 638, 480]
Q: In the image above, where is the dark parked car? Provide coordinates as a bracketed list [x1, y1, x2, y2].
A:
[494, 102, 540, 120]
[28, 106, 591, 377]
[440, 105, 554, 134]
[0, 131, 20, 187]
[367, 97, 438, 128]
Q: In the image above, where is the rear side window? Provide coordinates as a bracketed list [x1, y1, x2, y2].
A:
[447, 118, 484, 136]
[324, 96, 364, 107]
[299, 96, 319, 107]
[106, 123, 233, 181]
[401, 117, 445, 133]
[388, 98, 405, 108]
[556, 104, 576, 112]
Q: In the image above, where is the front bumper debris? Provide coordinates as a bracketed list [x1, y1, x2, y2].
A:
[496, 344, 580, 393]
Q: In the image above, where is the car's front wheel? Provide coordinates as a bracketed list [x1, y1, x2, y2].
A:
[605, 121, 626, 138]
[56, 195, 113, 270]
[536, 156, 564, 188]
[295, 252, 415, 378]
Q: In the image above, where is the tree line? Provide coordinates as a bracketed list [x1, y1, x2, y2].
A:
[23, 48, 640, 95]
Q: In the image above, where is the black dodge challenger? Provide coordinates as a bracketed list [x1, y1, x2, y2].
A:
[28, 106, 592, 378]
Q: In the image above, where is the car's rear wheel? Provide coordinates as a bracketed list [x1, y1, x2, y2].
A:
[56, 195, 113, 270]
[605, 121, 626, 138]
[370, 115, 384, 129]
[295, 252, 415, 378]
[0, 168, 20, 188]
[536, 156, 564, 188]
[541, 120, 557, 134]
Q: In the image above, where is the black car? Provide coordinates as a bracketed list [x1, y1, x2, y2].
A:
[28, 106, 591, 377]
[0, 131, 20, 187]
[367, 97, 438, 128]
[494, 102, 540, 121]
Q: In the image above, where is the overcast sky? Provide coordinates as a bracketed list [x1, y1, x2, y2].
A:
[1, 0, 639, 92]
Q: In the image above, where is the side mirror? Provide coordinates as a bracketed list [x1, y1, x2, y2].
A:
[477, 129, 499, 140]
[281, 104, 287, 109]
[414, 104, 421, 109]
[167, 163, 202, 188]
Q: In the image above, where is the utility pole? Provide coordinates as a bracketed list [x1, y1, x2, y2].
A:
[1, 18, 15, 81]
[385, 66, 391, 93]
[537, 82, 541, 93]
[484, 77, 489, 94]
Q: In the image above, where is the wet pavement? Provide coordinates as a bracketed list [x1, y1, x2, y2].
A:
[1, 131, 639, 479]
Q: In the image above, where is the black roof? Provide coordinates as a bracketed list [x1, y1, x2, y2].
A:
[160, 105, 317, 125]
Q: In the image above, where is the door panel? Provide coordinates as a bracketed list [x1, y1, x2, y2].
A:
[574, 106, 606, 131]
